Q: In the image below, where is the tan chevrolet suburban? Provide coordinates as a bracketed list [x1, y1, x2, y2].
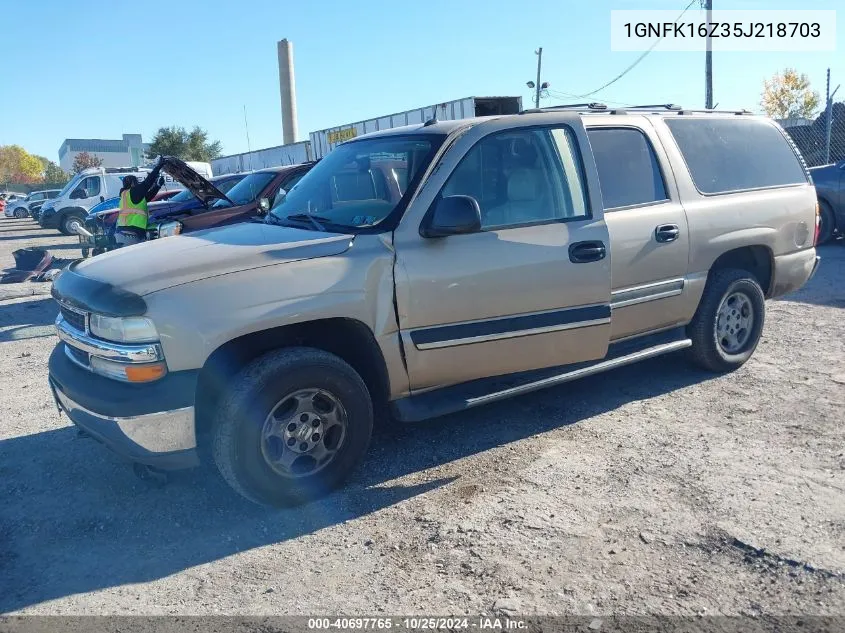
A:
[48, 104, 821, 506]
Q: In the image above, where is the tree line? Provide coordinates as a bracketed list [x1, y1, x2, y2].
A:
[1, 125, 222, 187]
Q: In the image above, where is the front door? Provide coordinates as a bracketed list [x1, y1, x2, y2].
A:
[71, 175, 102, 210]
[585, 123, 691, 341]
[394, 117, 612, 392]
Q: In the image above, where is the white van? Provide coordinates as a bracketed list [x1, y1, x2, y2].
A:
[37, 161, 212, 235]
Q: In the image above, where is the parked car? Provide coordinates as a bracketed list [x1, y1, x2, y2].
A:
[4, 189, 61, 218]
[49, 107, 819, 507]
[81, 171, 248, 257]
[38, 161, 214, 235]
[809, 159, 844, 243]
[145, 161, 315, 240]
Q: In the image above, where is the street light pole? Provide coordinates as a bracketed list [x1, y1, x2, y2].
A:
[704, 0, 713, 109]
[535, 47, 543, 109]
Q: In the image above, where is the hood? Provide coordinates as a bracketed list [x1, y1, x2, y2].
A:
[160, 157, 232, 206]
[73, 221, 354, 296]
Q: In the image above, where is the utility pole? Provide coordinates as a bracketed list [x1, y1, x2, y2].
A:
[824, 69, 840, 165]
[526, 48, 549, 109]
[703, 0, 713, 109]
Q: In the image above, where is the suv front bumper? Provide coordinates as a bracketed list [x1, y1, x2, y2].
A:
[48, 344, 200, 469]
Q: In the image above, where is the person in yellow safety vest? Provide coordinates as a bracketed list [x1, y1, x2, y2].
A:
[114, 157, 167, 247]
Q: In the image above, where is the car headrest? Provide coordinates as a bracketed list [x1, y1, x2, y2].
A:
[507, 168, 540, 202]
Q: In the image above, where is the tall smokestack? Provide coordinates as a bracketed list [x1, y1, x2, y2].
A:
[277, 39, 298, 145]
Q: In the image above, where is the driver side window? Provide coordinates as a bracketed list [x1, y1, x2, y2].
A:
[74, 176, 100, 199]
[440, 127, 589, 230]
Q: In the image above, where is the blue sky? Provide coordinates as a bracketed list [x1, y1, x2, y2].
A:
[1, 0, 841, 162]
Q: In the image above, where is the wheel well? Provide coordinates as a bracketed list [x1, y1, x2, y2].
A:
[710, 246, 774, 297]
[59, 207, 87, 222]
[195, 318, 391, 438]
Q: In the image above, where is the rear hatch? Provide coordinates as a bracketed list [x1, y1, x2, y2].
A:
[160, 157, 233, 206]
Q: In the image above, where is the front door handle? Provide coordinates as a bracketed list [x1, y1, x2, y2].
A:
[569, 240, 607, 264]
[655, 224, 680, 243]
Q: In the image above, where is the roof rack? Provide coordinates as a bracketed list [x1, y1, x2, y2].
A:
[677, 108, 754, 115]
[103, 166, 149, 174]
[608, 105, 754, 116]
[520, 102, 608, 114]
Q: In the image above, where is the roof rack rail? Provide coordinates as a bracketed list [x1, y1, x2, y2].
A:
[677, 108, 754, 115]
[624, 103, 683, 110]
[520, 102, 608, 114]
[103, 166, 149, 174]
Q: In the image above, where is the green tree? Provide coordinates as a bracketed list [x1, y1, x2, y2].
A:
[147, 126, 222, 162]
[0, 145, 44, 183]
[761, 68, 820, 119]
[72, 151, 103, 174]
[36, 156, 69, 184]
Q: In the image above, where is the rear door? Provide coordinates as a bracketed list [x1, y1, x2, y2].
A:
[585, 121, 691, 340]
[394, 114, 612, 391]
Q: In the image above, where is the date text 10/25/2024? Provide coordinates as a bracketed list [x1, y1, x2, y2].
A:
[308, 617, 527, 630]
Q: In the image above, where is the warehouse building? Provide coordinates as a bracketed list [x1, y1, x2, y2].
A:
[58, 134, 149, 172]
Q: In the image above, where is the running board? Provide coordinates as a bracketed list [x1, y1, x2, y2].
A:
[391, 330, 692, 423]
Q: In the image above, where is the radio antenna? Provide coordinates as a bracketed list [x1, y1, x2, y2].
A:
[243, 104, 254, 173]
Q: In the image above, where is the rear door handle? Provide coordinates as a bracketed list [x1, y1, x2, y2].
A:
[655, 224, 680, 243]
[569, 240, 607, 264]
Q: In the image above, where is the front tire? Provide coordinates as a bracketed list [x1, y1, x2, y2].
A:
[60, 213, 84, 236]
[212, 347, 374, 507]
[687, 268, 766, 373]
[13, 208, 25, 219]
[817, 201, 835, 245]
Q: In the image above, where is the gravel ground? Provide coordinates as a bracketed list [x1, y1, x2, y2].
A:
[0, 217, 843, 616]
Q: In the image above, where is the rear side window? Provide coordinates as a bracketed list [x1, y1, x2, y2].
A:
[587, 127, 668, 209]
[665, 118, 807, 194]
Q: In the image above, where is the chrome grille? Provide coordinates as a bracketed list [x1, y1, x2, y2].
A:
[60, 305, 86, 332]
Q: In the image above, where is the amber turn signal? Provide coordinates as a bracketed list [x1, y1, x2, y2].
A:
[124, 363, 168, 383]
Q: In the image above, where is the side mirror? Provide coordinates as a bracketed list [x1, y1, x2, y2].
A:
[100, 196, 105, 202]
[257, 197, 270, 214]
[422, 195, 482, 238]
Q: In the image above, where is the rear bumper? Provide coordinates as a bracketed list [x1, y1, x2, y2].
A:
[770, 248, 819, 298]
[48, 344, 200, 470]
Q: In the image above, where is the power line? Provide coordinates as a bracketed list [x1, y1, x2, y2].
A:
[576, 0, 698, 98]
[545, 88, 635, 108]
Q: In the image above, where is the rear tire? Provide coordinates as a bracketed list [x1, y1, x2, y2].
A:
[817, 201, 835, 245]
[687, 268, 765, 373]
[60, 213, 85, 236]
[212, 347, 374, 507]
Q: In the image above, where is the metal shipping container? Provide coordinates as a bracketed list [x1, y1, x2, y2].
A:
[308, 96, 522, 159]
[211, 141, 313, 176]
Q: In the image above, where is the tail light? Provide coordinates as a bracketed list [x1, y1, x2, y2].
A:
[813, 201, 821, 246]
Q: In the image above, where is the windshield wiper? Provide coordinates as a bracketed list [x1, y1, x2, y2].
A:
[285, 213, 330, 232]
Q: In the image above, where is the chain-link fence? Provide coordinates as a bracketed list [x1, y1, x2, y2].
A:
[780, 101, 844, 168]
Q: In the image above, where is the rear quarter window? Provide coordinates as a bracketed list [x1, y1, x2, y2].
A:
[664, 118, 808, 195]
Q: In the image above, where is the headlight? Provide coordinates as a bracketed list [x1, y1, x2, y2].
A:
[157, 221, 183, 237]
[89, 314, 158, 343]
[89, 357, 167, 383]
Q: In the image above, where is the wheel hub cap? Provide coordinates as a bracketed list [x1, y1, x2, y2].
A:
[715, 291, 754, 354]
[260, 388, 348, 478]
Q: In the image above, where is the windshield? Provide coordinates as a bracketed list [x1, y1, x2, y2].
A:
[269, 136, 439, 228]
[212, 172, 275, 208]
[56, 175, 81, 199]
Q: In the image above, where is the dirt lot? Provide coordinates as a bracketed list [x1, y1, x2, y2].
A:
[0, 216, 843, 617]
